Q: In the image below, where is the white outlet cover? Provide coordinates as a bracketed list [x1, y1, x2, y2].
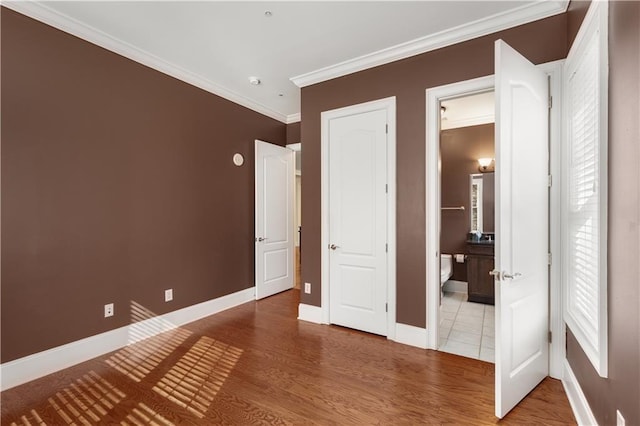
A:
[104, 303, 114, 318]
[616, 410, 625, 426]
[165, 289, 173, 302]
[304, 283, 311, 294]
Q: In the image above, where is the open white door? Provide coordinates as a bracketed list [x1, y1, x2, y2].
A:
[255, 140, 295, 300]
[494, 40, 549, 418]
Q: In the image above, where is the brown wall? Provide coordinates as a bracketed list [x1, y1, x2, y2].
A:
[440, 124, 495, 281]
[300, 15, 567, 327]
[286, 122, 301, 145]
[566, 2, 640, 425]
[1, 8, 286, 362]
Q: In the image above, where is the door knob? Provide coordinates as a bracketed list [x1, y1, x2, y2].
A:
[329, 244, 340, 250]
[489, 269, 501, 277]
[256, 237, 267, 242]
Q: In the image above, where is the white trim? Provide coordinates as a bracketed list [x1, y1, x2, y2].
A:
[538, 59, 566, 380]
[286, 143, 301, 152]
[297, 303, 323, 324]
[0, 287, 255, 392]
[2, 1, 289, 124]
[291, 1, 567, 88]
[394, 323, 428, 349]
[286, 113, 301, 124]
[426, 75, 494, 350]
[562, 359, 598, 426]
[320, 97, 397, 339]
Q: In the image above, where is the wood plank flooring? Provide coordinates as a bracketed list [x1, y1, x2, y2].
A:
[1, 290, 576, 425]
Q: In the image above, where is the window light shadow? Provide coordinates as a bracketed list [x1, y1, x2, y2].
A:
[121, 402, 173, 426]
[153, 336, 243, 418]
[47, 371, 125, 425]
[105, 301, 192, 382]
[8, 409, 46, 426]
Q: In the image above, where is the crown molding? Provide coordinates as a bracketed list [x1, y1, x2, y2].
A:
[3, 1, 289, 123]
[286, 113, 301, 124]
[290, 1, 568, 88]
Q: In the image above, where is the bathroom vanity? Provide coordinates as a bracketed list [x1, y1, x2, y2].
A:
[466, 240, 495, 305]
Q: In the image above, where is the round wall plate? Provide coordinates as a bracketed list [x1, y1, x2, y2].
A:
[233, 153, 244, 166]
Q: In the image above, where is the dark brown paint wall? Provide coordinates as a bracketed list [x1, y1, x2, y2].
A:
[300, 15, 567, 327]
[567, 0, 591, 48]
[286, 122, 301, 145]
[1, 8, 286, 362]
[566, 2, 640, 425]
[440, 124, 494, 282]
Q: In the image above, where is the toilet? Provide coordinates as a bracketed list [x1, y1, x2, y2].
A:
[440, 254, 453, 287]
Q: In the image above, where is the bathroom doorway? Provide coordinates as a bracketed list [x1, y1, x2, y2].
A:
[287, 142, 302, 290]
[437, 91, 496, 362]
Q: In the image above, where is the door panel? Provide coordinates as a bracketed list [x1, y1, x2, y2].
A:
[494, 40, 549, 418]
[329, 109, 388, 336]
[255, 140, 294, 300]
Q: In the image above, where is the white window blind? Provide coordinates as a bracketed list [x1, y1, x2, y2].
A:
[563, 0, 608, 377]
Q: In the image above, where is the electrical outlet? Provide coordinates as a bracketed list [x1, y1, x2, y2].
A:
[304, 282, 311, 294]
[616, 410, 625, 426]
[104, 303, 114, 318]
[165, 288, 173, 302]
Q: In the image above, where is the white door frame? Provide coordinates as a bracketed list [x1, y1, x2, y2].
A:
[320, 97, 397, 340]
[425, 60, 564, 379]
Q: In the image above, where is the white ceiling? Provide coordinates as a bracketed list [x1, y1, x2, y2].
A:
[441, 91, 495, 130]
[5, 1, 567, 123]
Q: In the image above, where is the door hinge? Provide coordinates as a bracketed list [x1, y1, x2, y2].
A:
[548, 253, 552, 265]
[385, 184, 388, 193]
[548, 174, 553, 188]
[385, 124, 389, 134]
[548, 331, 553, 343]
[385, 243, 388, 253]
[386, 302, 388, 312]
[548, 95, 553, 109]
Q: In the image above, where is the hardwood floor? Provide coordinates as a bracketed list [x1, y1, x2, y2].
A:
[1, 290, 575, 425]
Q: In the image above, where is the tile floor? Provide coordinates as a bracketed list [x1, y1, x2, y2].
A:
[439, 291, 495, 362]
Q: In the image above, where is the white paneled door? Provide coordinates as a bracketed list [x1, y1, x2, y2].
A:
[494, 40, 549, 418]
[328, 109, 388, 336]
[255, 140, 295, 300]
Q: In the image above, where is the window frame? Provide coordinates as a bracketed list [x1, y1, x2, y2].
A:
[562, 0, 609, 378]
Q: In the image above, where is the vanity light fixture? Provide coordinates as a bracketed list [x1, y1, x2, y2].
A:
[478, 157, 494, 172]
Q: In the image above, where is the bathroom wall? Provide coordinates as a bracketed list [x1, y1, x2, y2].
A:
[440, 124, 495, 281]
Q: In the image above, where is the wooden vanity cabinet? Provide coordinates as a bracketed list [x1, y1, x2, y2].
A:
[466, 242, 495, 305]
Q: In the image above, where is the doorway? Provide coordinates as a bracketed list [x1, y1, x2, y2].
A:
[425, 45, 565, 418]
[287, 142, 302, 290]
[437, 91, 496, 362]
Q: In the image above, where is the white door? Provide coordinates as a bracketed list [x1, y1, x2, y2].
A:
[494, 40, 549, 418]
[255, 140, 295, 300]
[328, 109, 388, 336]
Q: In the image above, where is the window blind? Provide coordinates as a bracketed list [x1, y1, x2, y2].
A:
[563, 0, 608, 377]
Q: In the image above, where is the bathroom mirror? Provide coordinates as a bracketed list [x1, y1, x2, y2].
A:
[469, 172, 495, 233]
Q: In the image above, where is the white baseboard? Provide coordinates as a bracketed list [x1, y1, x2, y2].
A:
[297, 303, 322, 324]
[562, 359, 598, 426]
[443, 280, 468, 293]
[0, 287, 256, 392]
[394, 323, 428, 349]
